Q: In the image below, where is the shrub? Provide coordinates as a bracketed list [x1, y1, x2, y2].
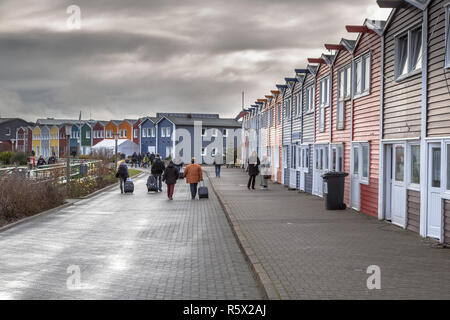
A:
[11, 151, 28, 165]
[0, 174, 66, 226]
[0, 151, 14, 165]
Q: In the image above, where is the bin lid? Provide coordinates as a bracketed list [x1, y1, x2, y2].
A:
[321, 171, 348, 178]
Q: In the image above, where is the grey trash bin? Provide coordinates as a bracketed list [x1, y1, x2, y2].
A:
[321, 172, 348, 210]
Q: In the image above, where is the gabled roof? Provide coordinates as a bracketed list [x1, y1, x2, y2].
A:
[377, 0, 430, 10]
[139, 117, 160, 127]
[36, 118, 84, 126]
[307, 65, 318, 76]
[341, 39, 357, 52]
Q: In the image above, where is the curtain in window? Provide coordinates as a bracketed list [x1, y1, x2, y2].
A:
[410, 29, 422, 71]
[397, 36, 408, 76]
[337, 101, 344, 130]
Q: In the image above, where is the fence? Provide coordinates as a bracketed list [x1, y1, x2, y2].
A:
[0, 159, 103, 184]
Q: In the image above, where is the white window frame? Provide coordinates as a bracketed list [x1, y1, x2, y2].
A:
[406, 142, 421, 191]
[319, 77, 330, 108]
[305, 85, 315, 114]
[353, 52, 371, 98]
[283, 146, 288, 169]
[166, 127, 171, 138]
[142, 128, 147, 138]
[161, 128, 166, 138]
[86, 130, 90, 139]
[445, 5, 450, 69]
[394, 24, 423, 81]
[330, 145, 344, 172]
[134, 129, 138, 139]
[352, 142, 370, 184]
[290, 145, 297, 169]
[444, 142, 450, 197]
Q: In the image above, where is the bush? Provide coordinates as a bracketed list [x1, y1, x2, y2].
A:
[0, 174, 66, 226]
[0, 151, 14, 165]
[11, 151, 28, 165]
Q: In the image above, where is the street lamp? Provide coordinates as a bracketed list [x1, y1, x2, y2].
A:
[10, 138, 16, 152]
[65, 126, 72, 185]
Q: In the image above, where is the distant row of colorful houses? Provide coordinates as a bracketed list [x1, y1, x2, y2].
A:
[238, 0, 450, 245]
[1, 113, 242, 162]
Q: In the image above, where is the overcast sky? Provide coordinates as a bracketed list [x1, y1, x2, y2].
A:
[0, 0, 391, 122]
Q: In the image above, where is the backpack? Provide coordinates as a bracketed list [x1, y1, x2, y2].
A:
[146, 175, 158, 192]
[118, 163, 128, 178]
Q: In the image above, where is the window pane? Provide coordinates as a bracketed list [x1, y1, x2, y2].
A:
[410, 145, 420, 184]
[364, 56, 370, 91]
[332, 148, 337, 171]
[397, 35, 408, 77]
[395, 146, 405, 182]
[356, 60, 362, 94]
[346, 67, 351, 97]
[339, 70, 344, 99]
[447, 146, 450, 190]
[447, 9, 450, 67]
[410, 28, 422, 71]
[362, 145, 369, 178]
[431, 147, 441, 188]
[354, 147, 359, 174]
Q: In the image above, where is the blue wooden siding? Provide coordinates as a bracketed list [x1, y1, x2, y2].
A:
[140, 119, 157, 154]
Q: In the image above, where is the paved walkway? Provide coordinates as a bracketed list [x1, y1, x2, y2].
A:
[0, 170, 261, 300]
[207, 167, 450, 299]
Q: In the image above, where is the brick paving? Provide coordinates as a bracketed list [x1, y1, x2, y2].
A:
[0, 169, 261, 300]
[207, 167, 450, 300]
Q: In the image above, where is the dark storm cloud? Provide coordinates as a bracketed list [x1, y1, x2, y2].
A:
[0, 0, 390, 121]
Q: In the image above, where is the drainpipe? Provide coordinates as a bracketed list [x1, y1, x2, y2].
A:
[419, 8, 428, 238]
[378, 33, 385, 221]
[349, 51, 355, 208]
[329, 64, 333, 171]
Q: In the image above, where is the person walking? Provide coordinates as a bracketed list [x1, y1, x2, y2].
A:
[116, 154, 129, 194]
[184, 157, 203, 199]
[150, 152, 155, 166]
[142, 153, 149, 168]
[138, 153, 143, 167]
[213, 152, 223, 178]
[131, 152, 138, 168]
[47, 153, 57, 165]
[247, 151, 260, 190]
[36, 155, 46, 168]
[162, 160, 179, 200]
[260, 155, 270, 189]
[173, 155, 183, 172]
[151, 154, 165, 192]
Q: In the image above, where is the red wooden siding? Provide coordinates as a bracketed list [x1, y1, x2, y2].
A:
[59, 126, 67, 158]
[92, 122, 105, 146]
[352, 30, 382, 218]
[133, 120, 141, 145]
[331, 49, 352, 206]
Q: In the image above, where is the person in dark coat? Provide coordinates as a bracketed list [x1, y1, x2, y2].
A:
[149, 152, 156, 165]
[47, 153, 57, 165]
[36, 155, 46, 168]
[138, 153, 143, 167]
[131, 152, 138, 168]
[116, 154, 129, 194]
[151, 154, 165, 192]
[162, 161, 179, 200]
[247, 151, 260, 190]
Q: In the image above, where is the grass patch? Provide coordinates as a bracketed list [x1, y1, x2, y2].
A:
[128, 169, 142, 177]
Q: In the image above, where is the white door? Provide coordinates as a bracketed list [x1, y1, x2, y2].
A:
[313, 146, 326, 196]
[274, 147, 279, 181]
[391, 144, 407, 228]
[147, 146, 156, 154]
[351, 145, 361, 210]
[289, 146, 297, 189]
[300, 147, 306, 191]
[427, 144, 442, 239]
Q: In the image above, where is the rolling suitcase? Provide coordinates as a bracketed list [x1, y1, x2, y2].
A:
[178, 170, 184, 180]
[146, 175, 158, 192]
[124, 178, 134, 193]
[198, 182, 209, 199]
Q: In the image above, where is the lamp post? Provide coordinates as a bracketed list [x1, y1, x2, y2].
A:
[114, 132, 119, 169]
[65, 126, 72, 186]
[10, 138, 16, 152]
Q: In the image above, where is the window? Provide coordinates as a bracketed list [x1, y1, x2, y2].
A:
[166, 146, 173, 158]
[319, 77, 330, 107]
[362, 145, 369, 180]
[331, 145, 343, 172]
[151, 128, 155, 137]
[305, 86, 314, 113]
[142, 128, 147, 138]
[431, 147, 441, 188]
[166, 127, 171, 138]
[223, 129, 228, 137]
[202, 128, 206, 136]
[296, 93, 302, 117]
[446, 6, 450, 68]
[86, 131, 90, 139]
[395, 146, 405, 182]
[410, 145, 420, 185]
[447, 144, 450, 190]
[353, 53, 370, 96]
[161, 128, 166, 138]
[134, 129, 138, 139]
[353, 146, 359, 175]
[395, 26, 422, 80]
[290, 146, 296, 169]
[277, 103, 281, 124]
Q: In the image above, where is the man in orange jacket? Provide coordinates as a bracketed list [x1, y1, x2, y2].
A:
[184, 157, 203, 199]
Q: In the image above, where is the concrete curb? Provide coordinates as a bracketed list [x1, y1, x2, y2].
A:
[0, 172, 146, 233]
[205, 170, 280, 300]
